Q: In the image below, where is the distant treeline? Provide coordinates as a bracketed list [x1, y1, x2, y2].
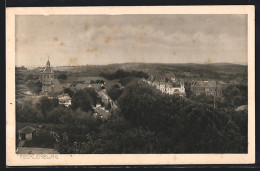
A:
[99, 69, 149, 80]
[90, 80, 105, 84]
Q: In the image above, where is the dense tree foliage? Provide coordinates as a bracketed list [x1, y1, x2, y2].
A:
[15, 68, 26, 85]
[119, 77, 134, 86]
[36, 97, 59, 120]
[16, 79, 248, 154]
[222, 84, 247, 107]
[117, 81, 247, 153]
[71, 88, 101, 112]
[58, 73, 67, 80]
[26, 74, 37, 81]
[184, 82, 192, 98]
[63, 88, 74, 97]
[16, 100, 44, 123]
[49, 81, 248, 154]
[107, 84, 123, 101]
[26, 80, 42, 95]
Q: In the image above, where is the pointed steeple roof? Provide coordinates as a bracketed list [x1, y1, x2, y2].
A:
[46, 56, 50, 66]
[42, 57, 53, 73]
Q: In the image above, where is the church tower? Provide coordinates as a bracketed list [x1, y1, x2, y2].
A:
[41, 57, 54, 93]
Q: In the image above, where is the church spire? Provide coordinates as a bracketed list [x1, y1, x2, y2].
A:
[46, 56, 50, 67]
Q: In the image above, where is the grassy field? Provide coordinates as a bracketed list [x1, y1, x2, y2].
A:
[17, 147, 59, 154]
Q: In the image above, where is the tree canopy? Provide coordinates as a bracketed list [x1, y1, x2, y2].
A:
[71, 88, 101, 112]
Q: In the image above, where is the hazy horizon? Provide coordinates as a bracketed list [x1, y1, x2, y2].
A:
[15, 62, 248, 68]
[16, 15, 248, 66]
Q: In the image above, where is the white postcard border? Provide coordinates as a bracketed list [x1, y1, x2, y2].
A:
[6, 6, 255, 166]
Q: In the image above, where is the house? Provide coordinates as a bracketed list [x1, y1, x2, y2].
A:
[93, 104, 110, 119]
[18, 126, 37, 141]
[146, 74, 185, 96]
[98, 90, 110, 105]
[190, 81, 223, 97]
[58, 93, 72, 107]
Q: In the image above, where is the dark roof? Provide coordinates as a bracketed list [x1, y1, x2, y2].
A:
[192, 81, 217, 87]
[94, 106, 110, 118]
[19, 126, 36, 133]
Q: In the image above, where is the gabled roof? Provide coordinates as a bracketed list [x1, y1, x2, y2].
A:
[58, 93, 71, 100]
[19, 126, 36, 133]
[192, 81, 217, 87]
[98, 91, 109, 100]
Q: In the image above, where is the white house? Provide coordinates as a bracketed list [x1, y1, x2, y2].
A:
[58, 93, 72, 107]
[145, 74, 185, 96]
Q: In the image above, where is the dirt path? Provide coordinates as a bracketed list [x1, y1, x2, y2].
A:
[17, 140, 26, 147]
[16, 147, 59, 154]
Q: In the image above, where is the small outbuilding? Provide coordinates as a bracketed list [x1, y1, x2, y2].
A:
[18, 126, 37, 141]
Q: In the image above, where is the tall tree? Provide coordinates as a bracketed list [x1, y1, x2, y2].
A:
[37, 97, 59, 120]
[71, 88, 100, 112]
[107, 84, 123, 101]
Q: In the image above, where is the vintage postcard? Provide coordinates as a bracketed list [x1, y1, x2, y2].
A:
[6, 6, 255, 166]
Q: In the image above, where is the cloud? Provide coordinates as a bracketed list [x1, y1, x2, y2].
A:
[15, 15, 248, 66]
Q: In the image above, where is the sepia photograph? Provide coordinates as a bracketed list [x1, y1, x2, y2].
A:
[6, 6, 255, 165]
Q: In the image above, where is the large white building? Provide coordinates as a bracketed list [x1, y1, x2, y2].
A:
[145, 74, 185, 96]
[58, 93, 72, 107]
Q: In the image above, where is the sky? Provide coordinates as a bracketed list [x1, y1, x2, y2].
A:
[15, 14, 248, 66]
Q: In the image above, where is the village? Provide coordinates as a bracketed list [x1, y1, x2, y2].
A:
[15, 59, 248, 154]
[16, 59, 120, 153]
